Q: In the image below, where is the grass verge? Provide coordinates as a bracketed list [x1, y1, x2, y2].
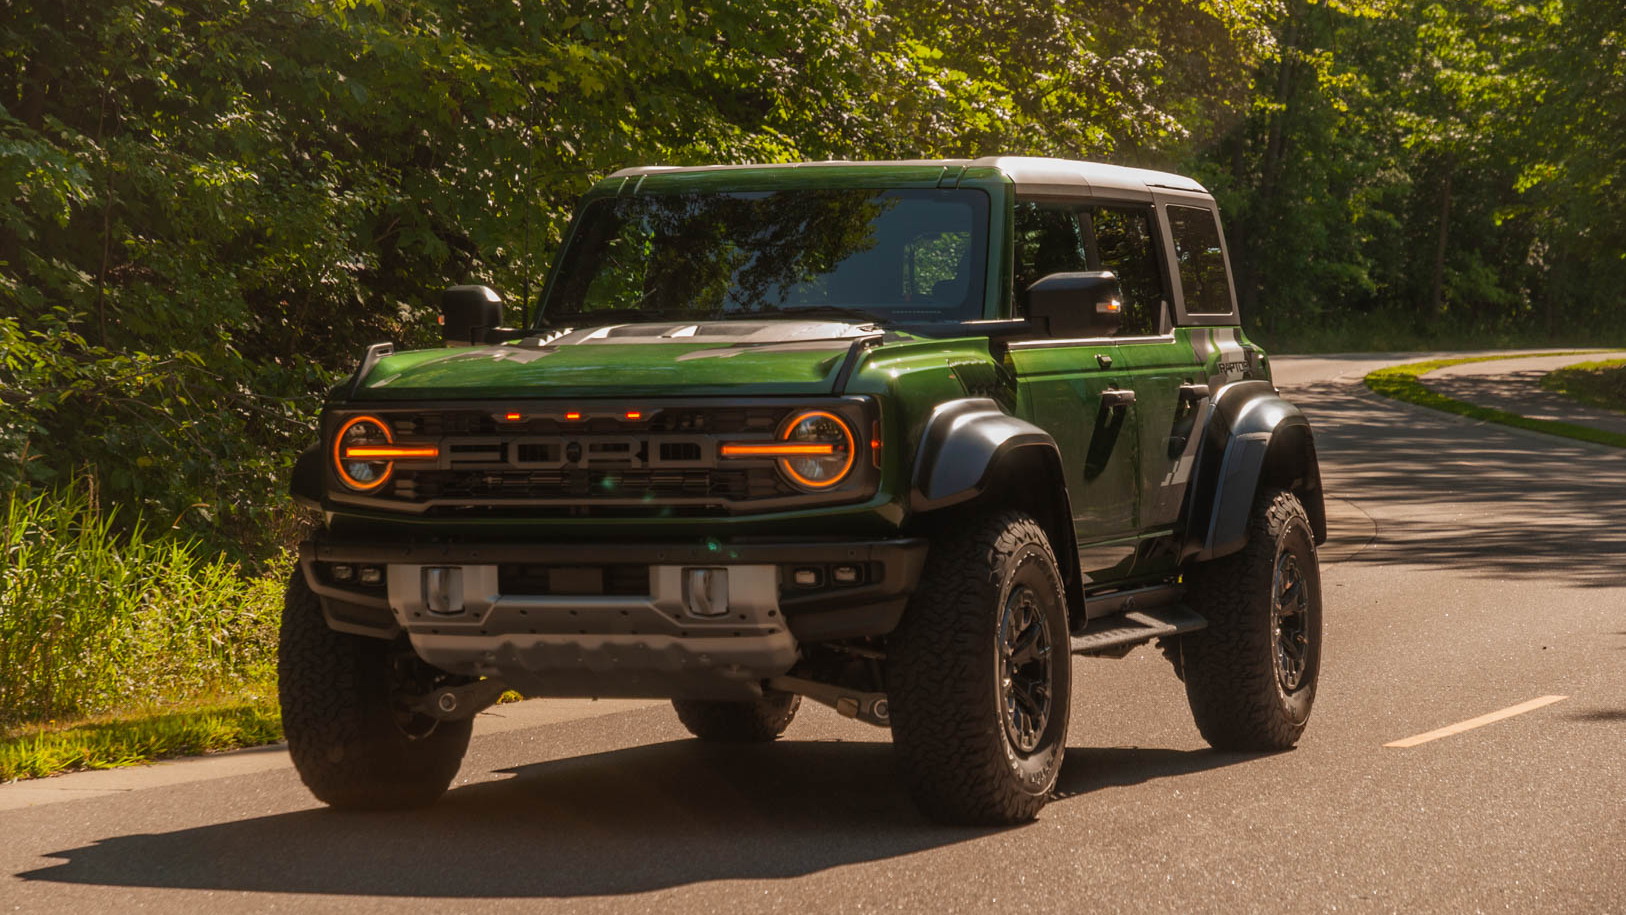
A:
[1, 696, 281, 781]
[1538, 358, 1626, 413]
[1364, 353, 1626, 449]
[1, 482, 284, 730]
[1, 480, 289, 780]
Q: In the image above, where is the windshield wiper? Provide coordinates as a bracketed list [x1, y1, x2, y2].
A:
[771, 305, 890, 324]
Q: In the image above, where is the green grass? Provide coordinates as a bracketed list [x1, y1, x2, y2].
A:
[0, 696, 281, 781]
[1364, 353, 1626, 448]
[0, 481, 289, 777]
[1539, 358, 1626, 414]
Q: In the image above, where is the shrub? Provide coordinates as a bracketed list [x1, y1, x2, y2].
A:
[0, 481, 283, 731]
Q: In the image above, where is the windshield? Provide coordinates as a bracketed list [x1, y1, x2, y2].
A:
[541, 188, 990, 325]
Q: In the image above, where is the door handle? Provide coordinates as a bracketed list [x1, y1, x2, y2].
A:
[1100, 388, 1136, 409]
[1178, 383, 1210, 404]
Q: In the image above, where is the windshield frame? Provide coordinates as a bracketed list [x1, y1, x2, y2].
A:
[535, 185, 995, 329]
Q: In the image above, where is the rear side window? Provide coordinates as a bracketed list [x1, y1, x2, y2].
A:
[1167, 205, 1234, 315]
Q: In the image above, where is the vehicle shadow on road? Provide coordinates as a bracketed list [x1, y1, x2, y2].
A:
[1292, 381, 1626, 588]
[18, 739, 1249, 898]
[1055, 746, 1268, 799]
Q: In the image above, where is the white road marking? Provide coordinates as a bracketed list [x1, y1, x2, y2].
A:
[0, 698, 659, 811]
[1384, 695, 1569, 748]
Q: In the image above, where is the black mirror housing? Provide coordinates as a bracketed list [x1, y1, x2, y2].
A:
[441, 285, 504, 345]
[1024, 271, 1124, 339]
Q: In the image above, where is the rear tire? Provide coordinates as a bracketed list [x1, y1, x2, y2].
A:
[886, 510, 1070, 825]
[672, 690, 801, 742]
[278, 572, 472, 809]
[1181, 488, 1322, 751]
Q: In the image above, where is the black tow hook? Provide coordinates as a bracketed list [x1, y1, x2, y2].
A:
[412, 679, 509, 722]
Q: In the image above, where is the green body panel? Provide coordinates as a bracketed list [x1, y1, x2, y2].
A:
[1110, 331, 1208, 581]
[999, 328, 1214, 585]
[845, 337, 996, 477]
[1004, 340, 1138, 582]
[353, 339, 853, 400]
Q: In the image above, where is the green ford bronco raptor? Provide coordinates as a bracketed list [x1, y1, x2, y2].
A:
[282, 156, 1326, 825]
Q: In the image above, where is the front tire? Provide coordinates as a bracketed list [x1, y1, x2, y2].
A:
[886, 511, 1071, 825]
[278, 573, 472, 809]
[672, 690, 801, 742]
[1181, 488, 1322, 751]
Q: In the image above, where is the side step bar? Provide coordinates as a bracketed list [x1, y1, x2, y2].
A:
[1069, 603, 1208, 657]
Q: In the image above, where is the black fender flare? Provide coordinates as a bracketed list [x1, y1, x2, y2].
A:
[909, 398, 1061, 513]
[908, 397, 1084, 620]
[1186, 381, 1326, 562]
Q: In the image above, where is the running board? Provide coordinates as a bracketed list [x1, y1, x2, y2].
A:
[1069, 604, 1208, 656]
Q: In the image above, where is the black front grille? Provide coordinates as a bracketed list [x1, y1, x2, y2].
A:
[376, 405, 802, 512]
[333, 401, 874, 516]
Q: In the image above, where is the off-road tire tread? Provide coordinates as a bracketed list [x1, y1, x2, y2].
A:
[278, 572, 471, 809]
[671, 691, 801, 742]
[886, 511, 1069, 826]
[1182, 488, 1320, 751]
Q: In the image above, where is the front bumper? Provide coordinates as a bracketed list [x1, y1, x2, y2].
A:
[298, 536, 927, 700]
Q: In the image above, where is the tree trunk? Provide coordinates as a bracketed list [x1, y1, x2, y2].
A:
[1428, 159, 1454, 319]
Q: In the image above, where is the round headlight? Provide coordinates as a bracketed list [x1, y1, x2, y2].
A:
[778, 410, 856, 490]
[333, 415, 394, 492]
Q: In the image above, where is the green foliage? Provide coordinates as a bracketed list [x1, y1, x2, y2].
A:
[0, 482, 284, 730]
[0, 0, 1621, 559]
[1539, 359, 1626, 414]
[0, 0, 1267, 553]
[0, 313, 323, 551]
[1364, 354, 1626, 449]
[0, 698, 281, 780]
[1249, 309, 1612, 355]
[1208, 0, 1626, 345]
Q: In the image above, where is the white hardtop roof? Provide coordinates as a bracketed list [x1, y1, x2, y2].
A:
[608, 156, 1208, 196]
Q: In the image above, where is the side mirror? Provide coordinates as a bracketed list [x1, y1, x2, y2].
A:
[1024, 271, 1124, 339]
[441, 285, 504, 346]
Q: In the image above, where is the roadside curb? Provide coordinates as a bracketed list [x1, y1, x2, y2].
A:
[0, 697, 661, 810]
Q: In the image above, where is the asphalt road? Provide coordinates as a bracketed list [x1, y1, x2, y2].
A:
[4, 353, 1623, 913]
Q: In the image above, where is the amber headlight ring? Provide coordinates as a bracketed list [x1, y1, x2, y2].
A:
[707, 406, 875, 494]
[773, 409, 858, 490]
[332, 415, 399, 493]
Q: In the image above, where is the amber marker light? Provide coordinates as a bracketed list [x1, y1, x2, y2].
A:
[503, 412, 523, 422]
[624, 410, 643, 421]
[564, 411, 583, 421]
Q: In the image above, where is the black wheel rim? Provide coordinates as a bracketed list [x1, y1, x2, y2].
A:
[1271, 546, 1311, 693]
[998, 583, 1053, 754]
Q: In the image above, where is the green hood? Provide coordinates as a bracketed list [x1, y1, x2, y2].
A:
[351, 320, 877, 400]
